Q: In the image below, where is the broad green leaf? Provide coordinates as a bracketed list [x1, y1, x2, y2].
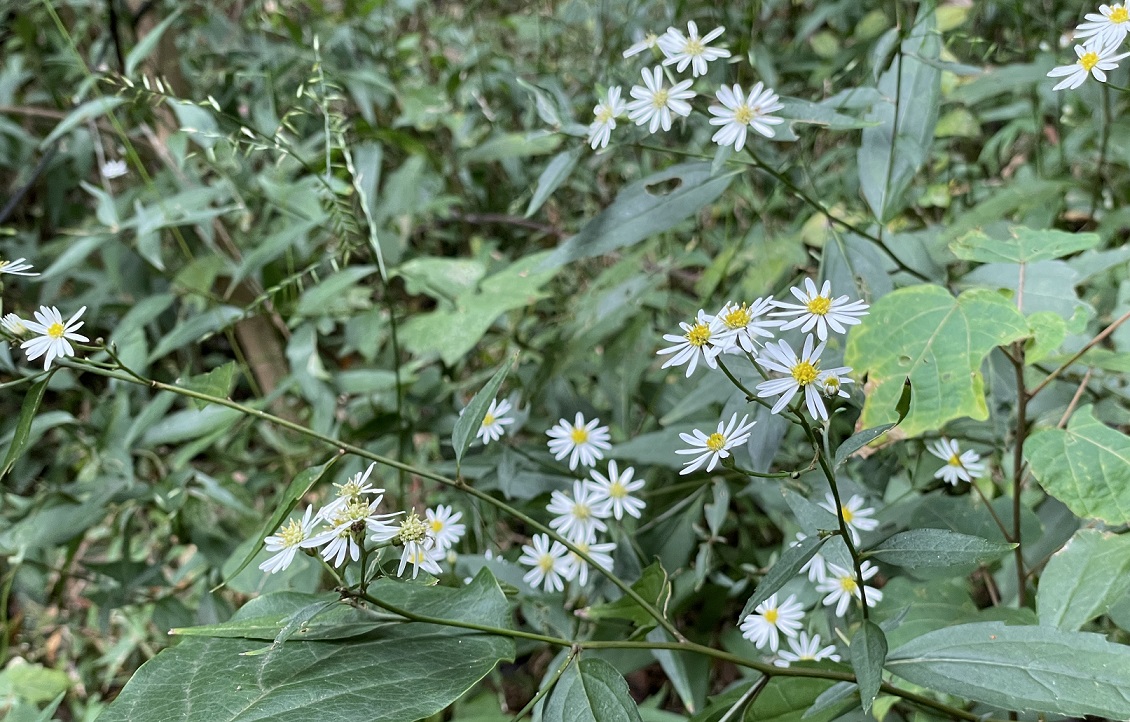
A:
[221, 458, 336, 585]
[851, 621, 887, 712]
[844, 286, 1029, 438]
[0, 660, 70, 705]
[1024, 405, 1130, 524]
[961, 260, 1091, 327]
[172, 593, 393, 640]
[463, 131, 561, 163]
[0, 373, 53, 481]
[1037, 529, 1130, 631]
[540, 163, 738, 269]
[1024, 311, 1066, 365]
[527, 148, 581, 217]
[182, 362, 239, 411]
[950, 227, 1100, 264]
[295, 266, 377, 317]
[778, 97, 878, 130]
[40, 97, 127, 148]
[102, 569, 515, 722]
[452, 354, 517, 464]
[866, 529, 1015, 569]
[740, 535, 826, 619]
[125, 9, 184, 76]
[148, 306, 243, 361]
[647, 628, 703, 714]
[541, 657, 642, 722]
[581, 563, 670, 629]
[693, 677, 840, 722]
[886, 621, 1130, 718]
[874, 577, 979, 649]
[833, 378, 910, 467]
[938, 179, 1068, 245]
[857, 13, 940, 222]
[395, 257, 486, 300]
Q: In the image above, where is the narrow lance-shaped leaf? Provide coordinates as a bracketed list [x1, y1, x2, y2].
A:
[740, 535, 826, 619]
[1, 373, 54, 481]
[851, 621, 887, 713]
[452, 354, 517, 465]
[866, 529, 1015, 569]
[526, 148, 581, 217]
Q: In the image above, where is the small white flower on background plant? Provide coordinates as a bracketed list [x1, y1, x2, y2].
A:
[564, 538, 616, 586]
[756, 335, 845, 421]
[740, 592, 805, 652]
[426, 504, 466, 550]
[656, 309, 731, 376]
[676, 412, 756, 475]
[100, 159, 128, 179]
[587, 460, 646, 520]
[715, 298, 779, 353]
[626, 66, 695, 134]
[708, 83, 785, 150]
[1, 313, 27, 336]
[546, 412, 612, 470]
[817, 561, 883, 617]
[319, 462, 382, 519]
[1048, 42, 1130, 90]
[477, 397, 515, 445]
[1074, 4, 1130, 48]
[792, 532, 828, 582]
[623, 32, 661, 58]
[588, 86, 626, 150]
[927, 438, 985, 486]
[396, 511, 440, 579]
[657, 21, 730, 77]
[519, 533, 573, 593]
[0, 257, 39, 276]
[773, 631, 841, 667]
[818, 369, 852, 400]
[548, 479, 609, 543]
[259, 506, 320, 574]
[771, 278, 870, 341]
[21, 305, 89, 370]
[818, 492, 878, 545]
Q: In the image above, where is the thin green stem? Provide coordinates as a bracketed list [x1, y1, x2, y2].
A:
[510, 648, 578, 720]
[719, 675, 769, 722]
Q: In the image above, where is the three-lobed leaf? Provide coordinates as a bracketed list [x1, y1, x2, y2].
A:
[949, 226, 1099, 264]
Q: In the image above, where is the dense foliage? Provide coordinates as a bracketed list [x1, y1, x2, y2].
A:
[2, 1, 1130, 720]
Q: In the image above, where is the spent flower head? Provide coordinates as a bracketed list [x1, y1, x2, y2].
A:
[320, 462, 382, 520]
[587, 460, 646, 520]
[676, 412, 756, 475]
[626, 66, 695, 134]
[658, 21, 730, 77]
[546, 412, 612, 470]
[21, 305, 89, 370]
[740, 592, 805, 652]
[708, 82, 785, 150]
[927, 438, 985, 486]
[396, 511, 439, 579]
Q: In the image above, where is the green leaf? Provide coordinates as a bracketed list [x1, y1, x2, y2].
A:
[40, 97, 127, 148]
[866, 529, 1015, 569]
[1037, 529, 1130, 631]
[1024, 311, 1066, 365]
[220, 459, 336, 586]
[0, 660, 70, 705]
[0, 374, 53, 481]
[582, 563, 671, 629]
[886, 621, 1130, 718]
[857, 13, 940, 222]
[541, 657, 642, 722]
[463, 131, 562, 163]
[1024, 405, 1130, 524]
[148, 306, 244, 361]
[295, 266, 378, 317]
[527, 148, 581, 217]
[125, 8, 184, 76]
[949, 227, 1100, 264]
[851, 621, 887, 712]
[647, 628, 702, 714]
[844, 286, 1029, 438]
[182, 362, 239, 411]
[172, 593, 393, 641]
[833, 378, 911, 467]
[101, 569, 515, 722]
[540, 163, 738, 270]
[452, 354, 517, 464]
[740, 535, 826, 619]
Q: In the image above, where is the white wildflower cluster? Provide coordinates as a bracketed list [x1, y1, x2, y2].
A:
[0, 257, 91, 371]
[587, 21, 784, 151]
[519, 460, 645, 592]
[739, 593, 842, 666]
[259, 462, 467, 580]
[657, 279, 869, 474]
[1048, 4, 1130, 90]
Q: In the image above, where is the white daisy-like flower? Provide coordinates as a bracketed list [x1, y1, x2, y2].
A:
[739, 592, 805, 652]
[792, 533, 828, 583]
[518, 533, 574, 593]
[623, 32, 661, 58]
[676, 412, 756, 476]
[773, 631, 841, 667]
[319, 462, 382, 520]
[816, 561, 883, 618]
[100, 159, 128, 179]
[708, 83, 785, 150]
[259, 506, 320, 574]
[588, 86, 626, 150]
[1075, 4, 1130, 49]
[546, 412, 612, 470]
[657, 21, 730, 77]
[715, 298, 780, 353]
[770, 278, 870, 341]
[927, 438, 985, 486]
[396, 511, 440, 579]
[818, 492, 878, 546]
[587, 461, 646, 520]
[818, 369, 852, 400]
[426, 504, 466, 550]
[400, 544, 443, 578]
[1, 313, 27, 336]
[476, 397, 515, 445]
[308, 495, 401, 568]
[656, 309, 731, 376]
[0, 258, 39, 276]
[20, 305, 89, 370]
[756, 335, 844, 421]
[563, 538, 616, 586]
[547, 479, 609, 543]
[1048, 42, 1130, 90]
[626, 66, 695, 134]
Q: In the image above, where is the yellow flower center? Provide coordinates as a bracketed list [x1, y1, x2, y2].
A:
[706, 432, 726, 452]
[538, 554, 556, 573]
[572, 503, 591, 520]
[839, 576, 859, 594]
[763, 608, 779, 624]
[791, 361, 819, 385]
[1080, 51, 1101, 71]
[806, 295, 832, 315]
[0, 260, 9, 269]
[609, 481, 627, 499]
[947, 454, 963, 467]
[840, 505, 854, 523]
[570, 427, 590, 444]
[685, 321, 712, 347]
[596, 106, 614, 123]
[398, 512, 429, 544]
[430, 519, 445, 533]
[685, 38, 705, 56]
[824, 376, 841, 391]
[1111, 6, 1128, 23]
[733, 105, 754, 125]
[722, 304, 752, 329]
[47, 322, 66, 339]
[482, 413, 495, 427]
[279, 519, 305, 547]
[651, 88, 670, 108]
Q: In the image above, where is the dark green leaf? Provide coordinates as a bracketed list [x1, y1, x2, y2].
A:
[172, 593, 393, 641]
[541, 657, 642, 722]
[1036, 529, 1130, 631]
[866, 529, 1015, 569]
[740, 535, 826, 619]
[582, 563, 670, 629]
[452, 354, 517, 465]
[1, 373, 53, 481]
[851, 621, 887, 712]
[183, 362, 240, 411]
